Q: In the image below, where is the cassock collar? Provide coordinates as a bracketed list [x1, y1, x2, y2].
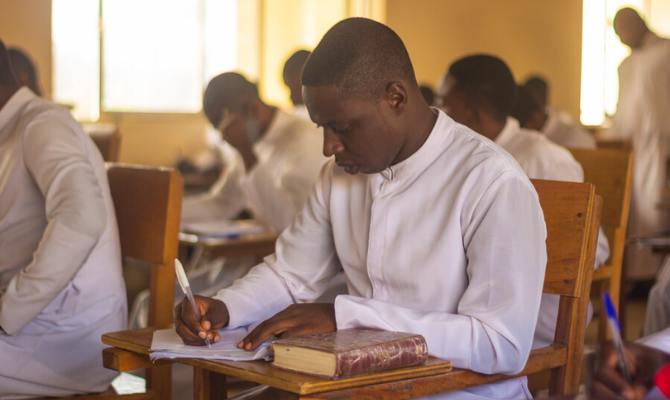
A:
[494, 117, 520, 148]
[0, 87, 34, 134]
[381, 108, 453, 181]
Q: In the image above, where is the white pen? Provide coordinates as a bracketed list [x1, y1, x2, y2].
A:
[603, 292, 631, 382]
[175, 258, 212, 348]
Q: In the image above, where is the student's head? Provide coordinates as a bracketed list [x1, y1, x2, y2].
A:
[203, 72, 264, 143]
[437, 54, 517, 140]
[511, 85, 547, 131]
[522, 75, 549, 109]
[301, 17, 429, 175]
[282, 49, 311, 106]
[8, 47, 41, 96]
[614, 7, 649, 49]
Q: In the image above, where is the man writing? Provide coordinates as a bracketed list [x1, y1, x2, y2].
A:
[176, 18, 547, 399]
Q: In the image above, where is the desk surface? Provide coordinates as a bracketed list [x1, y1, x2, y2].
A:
[102, 327, 452, 396]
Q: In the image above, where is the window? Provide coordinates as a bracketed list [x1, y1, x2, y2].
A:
[52, 0, 258, 121]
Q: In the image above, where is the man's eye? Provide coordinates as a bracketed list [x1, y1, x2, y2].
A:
[333, 125, 351, 134]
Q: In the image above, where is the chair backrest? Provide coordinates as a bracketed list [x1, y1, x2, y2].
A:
[107, 163, 183, 326]
[526, 179, 602, 395]
[84, 123, 122, 162]
[107, 163, 183, 400]
[569, 148, 633, 341]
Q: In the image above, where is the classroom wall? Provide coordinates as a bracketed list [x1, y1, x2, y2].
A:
[0, 0, 584, 166]
[386, 0, 584, 118]
[0, 0, 52, 98]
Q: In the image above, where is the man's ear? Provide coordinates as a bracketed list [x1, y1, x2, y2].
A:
[386, 82, 408, 115]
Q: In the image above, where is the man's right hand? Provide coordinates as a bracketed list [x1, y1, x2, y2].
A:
[591, 340, 670, 400]
[174, 295, 229, 346]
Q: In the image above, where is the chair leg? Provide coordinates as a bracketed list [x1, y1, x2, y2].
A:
[147, 365, 172, 400]
[194, 367, 228, 400]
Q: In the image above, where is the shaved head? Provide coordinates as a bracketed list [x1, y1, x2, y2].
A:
[203, 72, 258, 126]
[614, 7, 649, 49]
[447, 54, 517, 123]
[301, 17, 417, 101]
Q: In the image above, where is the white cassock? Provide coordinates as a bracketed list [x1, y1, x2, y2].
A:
[181, 109, 328, 233]
[543, 109, 597, 150]
[0, 87, 127, 398]
[130, 110, 333, 329]
[216, 110, 548, 400]
[494, 118, 609, 349]
[605, 32, 670, 280]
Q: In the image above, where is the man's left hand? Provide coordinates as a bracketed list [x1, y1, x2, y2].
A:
[238, 303, 336, 351]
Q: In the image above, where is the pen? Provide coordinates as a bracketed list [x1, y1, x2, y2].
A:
[603, 292, 631, 382]
[175, 258, 212, 348]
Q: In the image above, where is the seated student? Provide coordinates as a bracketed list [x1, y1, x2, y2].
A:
[7, 47, 42, 97]
[176, 18, 548, 400]
[282, 49, 312, 120]
[512, 84, 596, 149]
[592, 323, 670, 398]
[181, 72, 326, 232]
[0, 39, 126, 397]
[436, 54, 610, 349]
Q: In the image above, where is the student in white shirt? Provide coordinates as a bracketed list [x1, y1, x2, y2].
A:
[176, 18, 548, 400]
[436, 54, 609, 349]
[182, 72, 326, 232]
[0, 39, 126, 398]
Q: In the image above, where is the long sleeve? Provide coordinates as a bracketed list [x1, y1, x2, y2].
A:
[334, 175, 547, 374]
[216, 162, 341, 329]
[0, 112, 107, 334]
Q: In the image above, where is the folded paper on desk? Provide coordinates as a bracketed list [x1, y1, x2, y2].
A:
[150, 324, 273, 361]
[181, 219, 266, 238]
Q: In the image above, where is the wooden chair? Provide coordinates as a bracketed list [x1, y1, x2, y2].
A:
[40, 164, 183, 400]
[569, 148, 633, 342]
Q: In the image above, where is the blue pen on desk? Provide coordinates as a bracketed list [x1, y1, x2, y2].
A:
[175, 259, 212, 349]
[603, 292, 631, 382]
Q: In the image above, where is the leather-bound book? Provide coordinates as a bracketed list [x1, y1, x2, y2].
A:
[271, 328, 428, 379]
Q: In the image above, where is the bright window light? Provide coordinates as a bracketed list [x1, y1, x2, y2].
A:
[581, 0, 646, 126]
[52, 0, 238, 118]
[52, 0, 100, 121]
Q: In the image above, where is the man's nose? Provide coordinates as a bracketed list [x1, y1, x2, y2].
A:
[323, 129, 344, 157]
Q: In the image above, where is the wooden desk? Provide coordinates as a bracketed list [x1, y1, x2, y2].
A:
[102, 327, 454, 400]
[179, 230, 278, 269]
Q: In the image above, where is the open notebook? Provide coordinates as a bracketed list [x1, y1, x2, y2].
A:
[150, 324, 273, 361]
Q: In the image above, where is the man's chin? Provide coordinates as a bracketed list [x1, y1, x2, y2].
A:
[343, 165, 360, 175]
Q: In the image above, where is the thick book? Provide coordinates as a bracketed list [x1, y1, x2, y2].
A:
[271, 328, 428, 379]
